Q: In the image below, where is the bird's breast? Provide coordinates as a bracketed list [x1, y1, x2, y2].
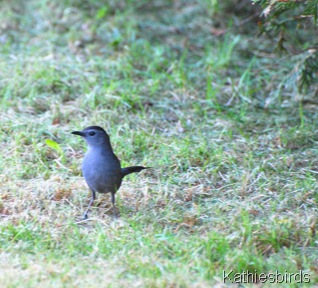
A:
[82, 150, 122, 194]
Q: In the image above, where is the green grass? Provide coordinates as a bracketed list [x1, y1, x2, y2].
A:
[0, 0, 318, 287]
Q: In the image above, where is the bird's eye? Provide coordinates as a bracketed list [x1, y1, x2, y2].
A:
[89, 131, 96, 136]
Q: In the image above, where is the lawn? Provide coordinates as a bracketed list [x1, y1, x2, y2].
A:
[0, 0, 317, 287]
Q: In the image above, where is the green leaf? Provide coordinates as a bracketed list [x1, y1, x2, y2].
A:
[96, 6, 108, 20]
[45, 139, 63, 154]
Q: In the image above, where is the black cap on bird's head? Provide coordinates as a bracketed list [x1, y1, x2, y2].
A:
[72, 126, 110, 147]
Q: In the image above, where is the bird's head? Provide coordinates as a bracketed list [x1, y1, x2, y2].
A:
[72, 126, 110, 147]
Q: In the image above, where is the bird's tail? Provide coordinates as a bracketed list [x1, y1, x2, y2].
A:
[121, 166, 149, 178]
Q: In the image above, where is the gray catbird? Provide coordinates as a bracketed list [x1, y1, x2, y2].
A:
[72, 126, 148, 219]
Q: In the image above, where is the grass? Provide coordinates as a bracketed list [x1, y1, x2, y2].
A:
[0, 0, 318, 287]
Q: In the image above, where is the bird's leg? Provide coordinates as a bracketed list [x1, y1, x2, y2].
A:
[111, 192, 117, 218]
[83, 190, 96, 220]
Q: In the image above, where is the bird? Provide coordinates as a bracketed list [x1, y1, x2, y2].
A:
[71, 126, 148, 219]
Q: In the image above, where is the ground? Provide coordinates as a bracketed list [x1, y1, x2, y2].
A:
[0, 0, 317, 287]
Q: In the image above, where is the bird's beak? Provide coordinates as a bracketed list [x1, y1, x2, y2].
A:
[71, 131, 85, 137]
